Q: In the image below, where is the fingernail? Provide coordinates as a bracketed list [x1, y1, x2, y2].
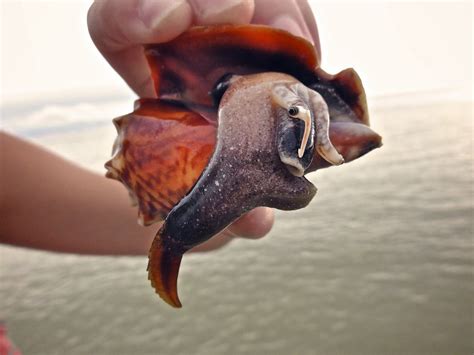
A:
[193, 0, 254, 25]
[269, 15, 307, 41]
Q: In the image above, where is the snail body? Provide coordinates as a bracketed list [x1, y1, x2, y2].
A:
[106, 25, 382, 307]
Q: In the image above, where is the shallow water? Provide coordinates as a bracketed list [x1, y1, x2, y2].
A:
[1, 94, 472, 355]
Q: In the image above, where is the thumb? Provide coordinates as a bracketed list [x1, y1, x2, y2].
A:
[88, 0, 193, 96]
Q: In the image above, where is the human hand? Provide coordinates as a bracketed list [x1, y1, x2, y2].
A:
[88, 0, 320, 97]
[87, 0, 320, 249]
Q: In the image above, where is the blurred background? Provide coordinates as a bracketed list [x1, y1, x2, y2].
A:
[1, 1, 473, 354]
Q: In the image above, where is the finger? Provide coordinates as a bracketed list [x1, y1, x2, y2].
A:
[187, 0, 255, 25]
[295, 0, 320, 50]
[190, 232, 233, 252]
[252, 0, 321, 61]
[227, 207, 275, 239]
[190, 207, 274, 252]
[88, 0, 193, 97]
[88, 0, 193, 50]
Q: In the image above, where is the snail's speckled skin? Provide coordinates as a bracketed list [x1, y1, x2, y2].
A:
[159, 73, 318, 253]
[106, 25, 382, 308]
[149, 73, 320, 307]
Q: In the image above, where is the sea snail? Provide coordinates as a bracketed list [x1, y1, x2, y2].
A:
[105, 25, 382, 307]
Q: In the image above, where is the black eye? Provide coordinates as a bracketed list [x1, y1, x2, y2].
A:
[288, 106, 299, 117]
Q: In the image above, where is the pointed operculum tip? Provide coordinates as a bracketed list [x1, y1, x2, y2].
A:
[317, 144, 345, 166]
[147, 235, 183, 308]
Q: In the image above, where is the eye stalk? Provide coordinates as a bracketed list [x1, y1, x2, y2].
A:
[287, 105, 312, 158]
[272, 81, 343, 176]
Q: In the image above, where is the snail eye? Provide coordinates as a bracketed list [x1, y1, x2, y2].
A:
[288, 106, 299, 117]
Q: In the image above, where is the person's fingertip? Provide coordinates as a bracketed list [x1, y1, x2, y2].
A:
[228, 207, 275, 239]
[189, 0, 255, 25]
[87, 0, 112, 47]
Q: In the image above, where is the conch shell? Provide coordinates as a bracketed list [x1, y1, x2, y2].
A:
[106, 25, 382, 307]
